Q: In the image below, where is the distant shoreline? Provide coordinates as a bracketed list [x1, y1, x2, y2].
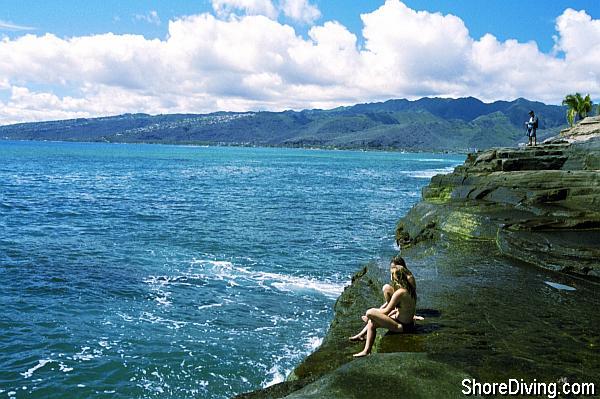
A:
[0, 138, 469, 155]
[0, 97, 567, 154]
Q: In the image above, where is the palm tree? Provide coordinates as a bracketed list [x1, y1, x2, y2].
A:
[562, 93, 593, 126]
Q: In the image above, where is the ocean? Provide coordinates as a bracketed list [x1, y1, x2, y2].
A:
[0, 141, 463, 398]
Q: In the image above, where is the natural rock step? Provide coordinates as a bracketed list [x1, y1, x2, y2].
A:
[500, 155, 568, 171]
[423, 171, 599, 213]
[497, 229, 600, 276]
[496, 149, 566, 159]
[579, 117, 600, 125]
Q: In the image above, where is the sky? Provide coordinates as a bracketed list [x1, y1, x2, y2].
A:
[0, 0, 599, 124]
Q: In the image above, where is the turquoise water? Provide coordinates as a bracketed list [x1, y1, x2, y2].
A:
[0, 141, 463, 398]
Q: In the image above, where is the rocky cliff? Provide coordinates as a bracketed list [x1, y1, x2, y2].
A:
[396, 116, 600, 278]
[236, 118, 600, 399]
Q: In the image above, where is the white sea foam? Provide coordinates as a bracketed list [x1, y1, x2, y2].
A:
[21, 359, 52, 378]
[304, 336, 323, 351]
[154, 295, 172, 306]
[402, 166, 456, 179]
[139, 312, 188, 329]
[270, 277, 343, 299]
[150, 259, 346, 300]
[72, 347, 95, 361]
[117, 312, 134, 322]
[259, 333, 326, 390]
[262, 365, 287, 388]
[197, 303, 223, 310]
[222, 260, 343, 298]
[58, 362, 73, 373]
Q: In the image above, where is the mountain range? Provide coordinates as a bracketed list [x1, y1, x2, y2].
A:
[0, 97, 568, 151]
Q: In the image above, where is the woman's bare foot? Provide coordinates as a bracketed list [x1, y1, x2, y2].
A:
[348, 334, 365, 342]
[353, 351, 370, 358]
[413, 315, 424, 321]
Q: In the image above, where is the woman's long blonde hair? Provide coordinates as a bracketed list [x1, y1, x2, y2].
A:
[390, 255, 416, 301]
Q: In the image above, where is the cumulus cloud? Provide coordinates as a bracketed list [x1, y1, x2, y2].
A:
[211, 0, 320, 24]
[212, 0, 278, 19]
[280, 0, 321, 24]
[0, 0, 599, 125]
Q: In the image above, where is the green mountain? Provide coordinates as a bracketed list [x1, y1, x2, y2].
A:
[0, 97, 567, 151]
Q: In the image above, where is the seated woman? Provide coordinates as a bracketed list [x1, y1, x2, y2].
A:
[349, 255, 420, 357]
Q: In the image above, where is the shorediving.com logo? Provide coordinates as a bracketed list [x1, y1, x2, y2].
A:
[462, 378, 595, 398]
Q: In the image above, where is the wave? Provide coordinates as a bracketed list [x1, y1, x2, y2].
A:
[21, 358, 74, 379]
[145, 259, 346, 301]
[261, 334, 324, 388]
[21, 359, 53, 378]
[263, 364, 288, 388]
[400, 166, 456, 179]
[207, 260, 346, 299]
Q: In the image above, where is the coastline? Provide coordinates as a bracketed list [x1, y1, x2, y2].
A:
[0, 137, 467, 155]
[236, 120, 600, 398]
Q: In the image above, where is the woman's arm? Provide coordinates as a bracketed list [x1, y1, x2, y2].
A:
[379, 289, 404, 315]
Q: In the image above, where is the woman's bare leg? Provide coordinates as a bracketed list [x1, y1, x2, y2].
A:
[349, 324, 369, 341]
[350, 285, 397, 344]
[353, 307, 406, 357]
[381, 284, 394, 308]
[364, 308, 404, 332]
[353, 320, 376, 357]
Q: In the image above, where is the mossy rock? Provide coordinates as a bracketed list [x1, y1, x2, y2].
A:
[283, 353, 474, 399]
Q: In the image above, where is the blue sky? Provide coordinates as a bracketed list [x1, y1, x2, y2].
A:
[0, 0, 599, 123]
[2, 0, 597, 50]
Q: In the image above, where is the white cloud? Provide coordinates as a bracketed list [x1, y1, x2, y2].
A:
[359, 0, 473, 96]
[212, 0, 321, 24]
[134, 10, 161, 25]
[0, 0, 599, 125]
[212, 0, 278, 19]
[0, 20, 35, 31]
[279, 0, 321, 24]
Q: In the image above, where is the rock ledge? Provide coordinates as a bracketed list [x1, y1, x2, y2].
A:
[396, 118, 600, 277]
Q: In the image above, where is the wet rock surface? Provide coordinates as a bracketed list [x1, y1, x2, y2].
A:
[238, 239, 599, 398]
[236, 122, 600, 399]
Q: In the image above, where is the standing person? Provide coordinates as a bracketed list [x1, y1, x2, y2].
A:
[349, 255, 421, 357]
[525, 110, 538, 146]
